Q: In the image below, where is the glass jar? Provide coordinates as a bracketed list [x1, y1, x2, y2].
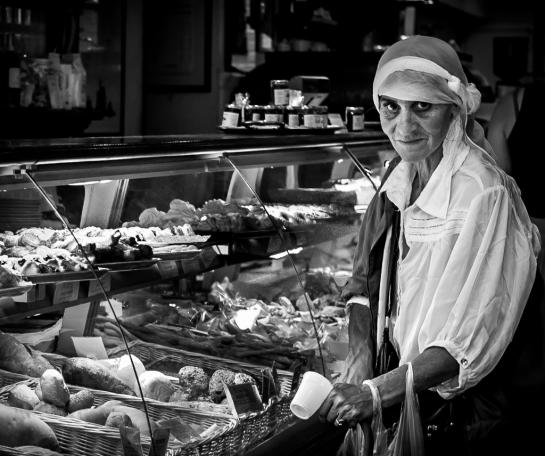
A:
[244, 104, 264, 122]
[270, 79, 290, 106]
[284, 106, 302, 128]
[264, 105, 284, 123]
[303, 105, 328, 128]
[345, 106, 365, 131]
[221, 104, 242, 127]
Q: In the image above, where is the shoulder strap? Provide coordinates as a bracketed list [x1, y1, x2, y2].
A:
[386, 209, 401, 318]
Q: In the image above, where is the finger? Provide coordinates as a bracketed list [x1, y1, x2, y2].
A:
[326, 401, 342, 424]
[318, 395, 334, 423]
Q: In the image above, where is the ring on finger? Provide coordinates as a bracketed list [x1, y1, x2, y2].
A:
[334, 417, 344, 427]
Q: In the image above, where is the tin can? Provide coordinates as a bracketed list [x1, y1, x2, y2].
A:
[345, 106, 365, 131]
[221, 104, 242, 127]
[303, 105, 328, 128]
[270, 79, 290, 106]
[264, 105, 284, 123]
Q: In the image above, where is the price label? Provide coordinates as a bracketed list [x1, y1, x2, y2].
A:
[88, 274, 111, 297]
[120, 425, 144, 456]
[224, 382, 264, 418]
[51, 282, 80, 304]
[72, 336, 108, 360]
[157, 261, 179, 279]
[148, 428, 170, 456]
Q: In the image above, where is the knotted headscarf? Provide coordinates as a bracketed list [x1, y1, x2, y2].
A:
[372, 35, 492, 159]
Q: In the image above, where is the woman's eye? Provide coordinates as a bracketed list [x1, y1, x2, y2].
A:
[380, 102, 399, 113]
[414, 102, 431, 111]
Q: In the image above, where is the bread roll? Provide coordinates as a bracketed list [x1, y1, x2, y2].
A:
[105, 411, 133, 429]
[7, 384, 40, 410]
[0, 332, 53, 377]
[138, 370, 175, 402]
[67, 390, 94, 413]
[68, 400, 123, 425]
[116, 354, 145, 391]
[0, 403, 59, 450]
[33, 401, 67, 417]
[40, 369, 70, 408]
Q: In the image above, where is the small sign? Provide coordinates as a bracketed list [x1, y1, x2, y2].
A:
[157, 261, 179, 279]
[88, 274, 111, 297]
[148, 428, 170, 456]
[72, 336, 108, 360]
[328, 113, 346, 129]
[50, 281, 80, 304]
[120, 425, 144, 456]
[224, 382, 264, 418]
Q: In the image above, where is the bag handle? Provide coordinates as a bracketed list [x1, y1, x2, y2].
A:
[363, 379, 389, 455]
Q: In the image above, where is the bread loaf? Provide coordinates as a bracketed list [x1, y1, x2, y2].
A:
[0, 332, 53, 377]
[62, 357, 134, 395]
[0, 403, 59, 450]
[69, 400, 123, 425]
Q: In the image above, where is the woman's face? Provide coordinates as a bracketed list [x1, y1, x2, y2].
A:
[379, 96, 456, 163]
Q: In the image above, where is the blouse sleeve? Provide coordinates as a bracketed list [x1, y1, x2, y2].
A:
[418, 185, 538, 398]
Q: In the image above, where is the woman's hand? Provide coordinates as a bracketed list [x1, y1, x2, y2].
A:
[318, 382, 373, 428]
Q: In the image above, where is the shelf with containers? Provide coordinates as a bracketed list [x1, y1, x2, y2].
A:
[0, 131, 393, 454]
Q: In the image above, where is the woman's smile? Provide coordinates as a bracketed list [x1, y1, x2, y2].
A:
[379, 96, 455, 163]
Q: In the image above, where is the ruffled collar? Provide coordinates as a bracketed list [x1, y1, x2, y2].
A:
[380, 136, 470, 218]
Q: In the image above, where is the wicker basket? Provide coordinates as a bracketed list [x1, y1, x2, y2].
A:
[234, 394, 295, 450]
[0, 369, 32, 388]
[107, 340, 294, 396]
[0, 379, 239, 456]
[107, 341, 297, 450]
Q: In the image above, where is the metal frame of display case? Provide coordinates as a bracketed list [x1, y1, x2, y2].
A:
[0, 132, 390, 326]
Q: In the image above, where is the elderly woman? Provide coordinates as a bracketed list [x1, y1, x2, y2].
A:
[319, 36, 545, 455]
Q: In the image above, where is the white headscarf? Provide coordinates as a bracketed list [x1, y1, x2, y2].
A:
[372, 35, 492, 160]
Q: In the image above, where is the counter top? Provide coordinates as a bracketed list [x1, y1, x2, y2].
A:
[0, 131, 387, 165]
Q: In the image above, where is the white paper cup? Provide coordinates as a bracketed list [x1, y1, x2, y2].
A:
[290, 371, 333, 419]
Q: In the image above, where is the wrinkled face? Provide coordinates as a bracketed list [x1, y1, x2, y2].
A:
[379, 96, 456, 163]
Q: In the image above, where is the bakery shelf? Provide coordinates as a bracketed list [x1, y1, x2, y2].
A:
[0, 131, 390, 454]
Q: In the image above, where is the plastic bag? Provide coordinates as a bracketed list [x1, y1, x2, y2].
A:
[337, 423, 368, 456]
[389, 363, 425, 456]
[363, 379, 390, 455]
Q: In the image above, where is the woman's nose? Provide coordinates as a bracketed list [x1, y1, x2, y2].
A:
[396, 109, 418, 137]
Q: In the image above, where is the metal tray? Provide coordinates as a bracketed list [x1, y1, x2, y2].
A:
[94, 258, 159, 271]
[219, 125, 342, 135]
[153, 250, 201, 260]
[24, 268, 108, 284]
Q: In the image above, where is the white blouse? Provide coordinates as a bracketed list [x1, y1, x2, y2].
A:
[380, 145, 540, 399]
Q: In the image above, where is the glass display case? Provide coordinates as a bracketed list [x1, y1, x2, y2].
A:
[0, 131, 393, 455]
